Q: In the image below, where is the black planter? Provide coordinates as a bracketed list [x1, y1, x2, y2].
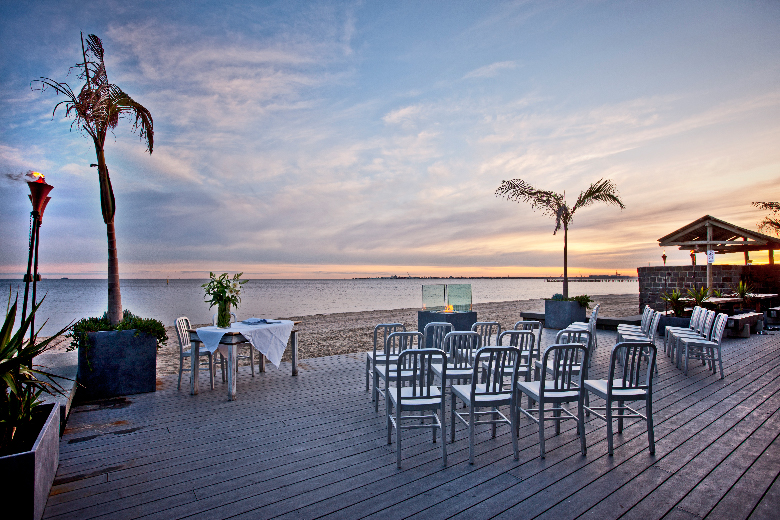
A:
[78, 330, 157, 400]
[544, 300, 587, 329]
[0, 403, 59, 520]
[417, 310, 478, 347]
[658, 315, 690, 336]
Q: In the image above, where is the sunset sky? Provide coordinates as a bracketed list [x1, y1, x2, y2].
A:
[1, 1, 779, 279]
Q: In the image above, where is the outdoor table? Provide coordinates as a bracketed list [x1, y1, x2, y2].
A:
[188, 320, 299, 400]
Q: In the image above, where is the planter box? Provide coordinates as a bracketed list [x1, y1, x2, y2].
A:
[78, 330, 157, 400]
[658, 315, 690, 337]
[417, 311, 478, 348]
[0, 403, 59, 520]
[544, 300, 586, 329]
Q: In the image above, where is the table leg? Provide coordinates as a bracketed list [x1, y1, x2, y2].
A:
[227, 344, 237, 401]
[259, 354, 266, 373]
[191, 341, 200, 395]
[291, 330, 299, 376]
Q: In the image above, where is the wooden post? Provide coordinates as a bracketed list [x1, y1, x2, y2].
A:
[706, 223, 713, 294]
[744, 237, 749, 265]
[770, 249, 774, 265]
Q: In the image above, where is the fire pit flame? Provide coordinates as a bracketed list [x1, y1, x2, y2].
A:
[27, 171, 46, 183]
[443, 304, 454, 313]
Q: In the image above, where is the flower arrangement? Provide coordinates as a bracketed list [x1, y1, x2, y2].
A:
[202, 272, 247, 327]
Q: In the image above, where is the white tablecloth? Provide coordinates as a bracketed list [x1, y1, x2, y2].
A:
[195, 320, 294, 368]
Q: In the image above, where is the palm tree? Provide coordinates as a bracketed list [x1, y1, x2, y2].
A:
[496, 178, 625, 298]
[752, 202, 780, 236]
[35, 33, 153, 325]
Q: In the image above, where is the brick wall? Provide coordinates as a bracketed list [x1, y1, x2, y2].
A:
[637, 264, 780, 312]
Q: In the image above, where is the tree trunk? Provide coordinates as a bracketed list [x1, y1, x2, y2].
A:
[106, 218, 122, 324]
[563, 224, 569, 299]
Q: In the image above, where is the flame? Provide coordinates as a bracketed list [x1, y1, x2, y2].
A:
[27, 171, 45, 183]
[444, 304, 454, 313]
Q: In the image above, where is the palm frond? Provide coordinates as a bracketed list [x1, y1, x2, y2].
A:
[572, 178, 625, 213]
[108, 86, 154, 153]
[753, 202, 780, 236]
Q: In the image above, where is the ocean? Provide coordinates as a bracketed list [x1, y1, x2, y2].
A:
[2, 278, 638, 335]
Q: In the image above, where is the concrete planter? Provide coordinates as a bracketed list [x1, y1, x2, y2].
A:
[658, 315, 690, 337]
[0, 403, 59, 520]
[544, 300, 587, 329]
[78, 330, 157, 400]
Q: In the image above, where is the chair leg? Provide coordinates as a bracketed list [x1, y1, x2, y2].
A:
[646, 394, 655, 454]
[450, 392, 456, 443]
[683, 344, 689, 376]
[606, 397, 614, 456]
[387, 395, 393, 445]
[469, 404, 475, 465]
[375, 373, 381, 413]
[511, 398, 519, 461]
[491, 407, 497, 439]
[397, 407, 402, 469]
[539, 401, 546, 458]
[617, 399, 624, 434]
[366, 357, 371, 393]
[250, 347, 255, 377]
[717, 346, 724, 379]
[208, 353, 215, 390]
[578, 396, 587, 456]
[441, 408, 447, 466]
[177, 355, 183, 391]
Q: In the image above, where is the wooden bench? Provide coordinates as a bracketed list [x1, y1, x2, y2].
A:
[726, 312, 764, 338]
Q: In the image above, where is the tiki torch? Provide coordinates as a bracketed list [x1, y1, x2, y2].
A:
[21, 171, 52, 341]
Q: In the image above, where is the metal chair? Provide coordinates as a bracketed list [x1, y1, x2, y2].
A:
[175, 317, 217, 391]
[366, 323, 406, 400]
[471, 321, 501, 347]
[566, 304, 600, 359]
[617, 305, 653, 341]
[516, 343, 589, 458]
[663, 306, 704, 357]
[680, 313, 728, 378]
[213, 312, 254, 377]
[514, 320, 543, 362]
[584, 341, 656, 455]
[620, 310, 662, 374]
[374, 331, 423, 413]
[490, 330, 536, 385]
[386, 347, 447, 468]
[534, 329, 592, 380]
[451, 346, 521, 464]
[430, 331, 479, 392]
[424, 321, 453, 351]
[668, 309, 714, 369]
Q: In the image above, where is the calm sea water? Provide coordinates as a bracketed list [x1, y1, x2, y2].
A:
[2, 278, 638, 335]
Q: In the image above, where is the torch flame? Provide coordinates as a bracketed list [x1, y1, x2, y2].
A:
[444, 304, 454, 313]
[27, 171, 45, 183]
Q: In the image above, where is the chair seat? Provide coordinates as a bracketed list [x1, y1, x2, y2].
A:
[375, 365, 415, 381]
[481, 361, 530, 376]
[451, 384, 512, 407]
[679, 337, 718, 347]
[368, 353, 399, 364]
[430, 363, 473, 380]
[388, 385, 442, 408]
[534, 359, 582, 375]
[583, 379, 648, 400]
[516, 381, 580, 402]
[182, 349, 212, 358]
[620, 333, 651, 342]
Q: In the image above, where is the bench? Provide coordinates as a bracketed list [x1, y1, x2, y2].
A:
[727, 312, 764, 338]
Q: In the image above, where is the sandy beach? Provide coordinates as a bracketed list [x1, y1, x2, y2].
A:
[150, 293, 639, 376]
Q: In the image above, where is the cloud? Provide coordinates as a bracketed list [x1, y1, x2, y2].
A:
[463, 61, 517, 79]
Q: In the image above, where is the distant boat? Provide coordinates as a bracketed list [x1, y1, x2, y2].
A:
[61, 277, 68, 280]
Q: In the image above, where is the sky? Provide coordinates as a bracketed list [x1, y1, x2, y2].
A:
[1, 0, 779, 279]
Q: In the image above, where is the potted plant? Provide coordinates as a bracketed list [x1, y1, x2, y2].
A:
[543, 293, 592, 329]
[69, 311, 167, 400]
[202, 272, 247, 328]
[0, 296, 69, 520]
[659, 289, 691, 331]
[732, 281, 755, 314]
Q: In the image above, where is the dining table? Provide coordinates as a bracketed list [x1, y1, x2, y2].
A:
[188, 319, 299, 400]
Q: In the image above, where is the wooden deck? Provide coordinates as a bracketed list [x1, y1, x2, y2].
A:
[44, 329, 780, 519]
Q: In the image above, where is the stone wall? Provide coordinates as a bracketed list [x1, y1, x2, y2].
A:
[637, 264, 780, 312]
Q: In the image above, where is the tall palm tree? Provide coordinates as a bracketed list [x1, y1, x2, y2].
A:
[36, 33, 153, 324]
[496, 178, 625, 298]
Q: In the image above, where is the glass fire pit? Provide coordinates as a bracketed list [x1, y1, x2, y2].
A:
[418, 283, 477, 347]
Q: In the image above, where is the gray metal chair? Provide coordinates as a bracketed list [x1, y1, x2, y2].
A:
[620, 310, 662, 374]
[451, 346, 521, 464]
[516, 343, 589, 458]
[534, 329, 592, 380]
[386, 347, 447, 468]
[471, 321, 501, 347]
[514, 320, 543, 361]
[617, 305, 653, 342]
[424, 321, 454, 352]
[663, 306, 704, 357]
[430, 331, 479, 392]
[680, 313, 728, 378]
[668, 309, 714, 369]
[584, 341, 656, 455]
[175, 317, 217, 391]
[566, 303, 600, 358]
[366, 323, 406, 400]
[374, 331, 423, 413]
[489, 330, 535, 385]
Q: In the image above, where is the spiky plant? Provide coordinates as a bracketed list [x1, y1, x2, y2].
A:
[496, 178, 625, 298]
[34, 33, 154, 325]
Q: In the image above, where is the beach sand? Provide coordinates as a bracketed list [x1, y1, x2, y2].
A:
[40, 294, 638, 376]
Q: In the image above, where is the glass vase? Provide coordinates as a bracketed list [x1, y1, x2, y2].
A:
[217, 301, 232, 328]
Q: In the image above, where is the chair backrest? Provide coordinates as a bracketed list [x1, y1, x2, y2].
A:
[641, 309, 656, 335]
[212, 312, 237, 326]
[640, 306, 653, 330]
[700, 310, 716, 340]
[472, 346, 520, 396]
[395, 348, 447, 402]
[443, 331, 480, 369]
[424, 322, 454, 352]
[385, 331, 424, 357]
[610, 341, 656, 393]
[175, 316, 191, 354]
[498, 329, 537, 362]
[710, 313, 729, 345]
[589, 304, 600, 327]
[471, 321, 501, 346]
[646, 311, 662, 343]
[514, 320, 543, 353]
[373, 323, 406, 358]
[555, 329, 591, 374]
[538, 343, 589, 396]
[689, 306, 703, 331]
